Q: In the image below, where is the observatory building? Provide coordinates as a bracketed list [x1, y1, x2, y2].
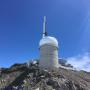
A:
[39, 16, 59, 69]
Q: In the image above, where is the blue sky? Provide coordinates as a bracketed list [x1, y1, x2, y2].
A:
[0, 0, 90, 69]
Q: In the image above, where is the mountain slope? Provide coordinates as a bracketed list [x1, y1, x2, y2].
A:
[0, 61, 90, 90]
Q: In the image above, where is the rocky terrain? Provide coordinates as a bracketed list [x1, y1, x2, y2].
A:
[0, 61, 90, 90]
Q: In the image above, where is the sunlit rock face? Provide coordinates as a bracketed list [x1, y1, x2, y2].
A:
[39, 36, 59, 69]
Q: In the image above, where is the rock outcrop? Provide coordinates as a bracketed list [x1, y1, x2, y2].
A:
[0, 61, 90, 90]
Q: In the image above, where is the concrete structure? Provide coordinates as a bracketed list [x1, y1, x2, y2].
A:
[39, 16, 59, 69]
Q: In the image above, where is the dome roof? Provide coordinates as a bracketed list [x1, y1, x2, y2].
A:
[39, 36, 58, 47]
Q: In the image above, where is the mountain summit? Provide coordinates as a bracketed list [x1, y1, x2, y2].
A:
[0, 61, 90, 90]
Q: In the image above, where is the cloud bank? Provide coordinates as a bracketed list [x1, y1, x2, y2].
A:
[67, 52, 90, 72]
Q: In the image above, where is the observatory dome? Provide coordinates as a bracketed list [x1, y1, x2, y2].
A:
[39, 36, 58, 47]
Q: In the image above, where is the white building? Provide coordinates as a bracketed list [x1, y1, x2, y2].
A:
[39, 16, 59, 69]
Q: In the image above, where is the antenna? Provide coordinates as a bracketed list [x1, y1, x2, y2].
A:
[43, 16, 47, 38]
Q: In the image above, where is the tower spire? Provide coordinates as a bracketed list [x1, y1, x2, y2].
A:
[43, 16, 47, 38]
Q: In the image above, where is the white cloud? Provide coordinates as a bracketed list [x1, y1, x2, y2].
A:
[67, 52, 90, 72]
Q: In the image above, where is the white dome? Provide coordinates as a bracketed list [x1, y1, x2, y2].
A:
[39, 36, 58, 47]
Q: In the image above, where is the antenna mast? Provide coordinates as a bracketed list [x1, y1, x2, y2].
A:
[43, 16, 47, 38]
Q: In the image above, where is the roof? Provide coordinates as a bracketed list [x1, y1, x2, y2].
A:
[39, 36, 58, 47]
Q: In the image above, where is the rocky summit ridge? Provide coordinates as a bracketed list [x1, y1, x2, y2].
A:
[0, 61, 90, 90]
